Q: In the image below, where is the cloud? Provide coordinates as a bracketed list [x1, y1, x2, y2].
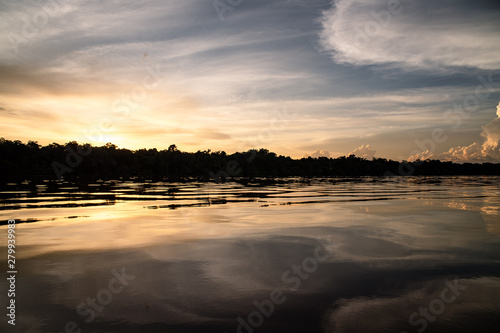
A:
[303, 145, 376, 159]
[409, 102, 500, 163]
[196, 129, 232, 140]
[349, 144, 376, 159]
[319, 0, 500, 71]
[325, 277, 500, 333]
[1, 0, 499, 162]
[0, 64, 121, 97]
[303, 150, 333, 158]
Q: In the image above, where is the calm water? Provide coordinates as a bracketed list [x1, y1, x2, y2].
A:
[1, 176, 500, 333]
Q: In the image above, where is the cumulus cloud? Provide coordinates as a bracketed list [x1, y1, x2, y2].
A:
[319, 0, 500, 71]
[409, 102, 500, 163]
[303, 145, 376, 159]
[302, 150, 333, 158]
[349, 144, 376, 159]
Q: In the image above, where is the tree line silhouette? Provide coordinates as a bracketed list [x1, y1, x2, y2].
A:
[1, 138, 499, 183]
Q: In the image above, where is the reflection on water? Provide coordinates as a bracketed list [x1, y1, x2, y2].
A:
[0, 176, 499, 332]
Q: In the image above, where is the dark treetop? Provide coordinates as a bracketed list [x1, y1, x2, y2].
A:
[1, 138, 499, 183]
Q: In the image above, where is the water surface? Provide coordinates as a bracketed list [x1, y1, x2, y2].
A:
[1, 176, 499, 333]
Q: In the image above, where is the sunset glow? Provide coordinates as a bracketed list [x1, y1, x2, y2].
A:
[1, 0, 499, 161]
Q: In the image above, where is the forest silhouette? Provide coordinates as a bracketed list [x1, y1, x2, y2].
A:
[1, 138, 499, 183]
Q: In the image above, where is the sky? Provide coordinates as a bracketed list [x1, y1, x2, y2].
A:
[1, 0, 500, 162]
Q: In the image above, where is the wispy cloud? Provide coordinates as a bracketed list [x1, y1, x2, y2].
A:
[1, 0, 500, 161]
[319, 0, 500, 71]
